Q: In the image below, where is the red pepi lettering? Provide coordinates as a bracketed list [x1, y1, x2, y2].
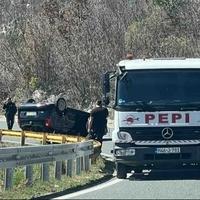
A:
[145, 113, 190, 124]
[145, 114, 155, 123]
[172, 113, 182, 123]
[159, 114, 168, 123]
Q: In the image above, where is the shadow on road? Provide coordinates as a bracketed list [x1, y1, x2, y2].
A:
[128, 169, 200, 181]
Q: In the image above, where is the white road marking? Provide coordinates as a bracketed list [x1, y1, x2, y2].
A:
[55, 174, 132, 199]
[54, 178, 123, 199]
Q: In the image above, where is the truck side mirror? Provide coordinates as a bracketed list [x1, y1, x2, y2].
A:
[103, 73, 110, 94]
[102, 70, 116, 107]
[103, 96, 110, 106]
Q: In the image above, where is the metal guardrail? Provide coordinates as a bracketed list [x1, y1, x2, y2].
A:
[0, 129, 101, 190]
[0, 129, 101, 148]
[0, 129, 85, 143]
[0, 141, 93, 168]
[0, 141, 93, 190]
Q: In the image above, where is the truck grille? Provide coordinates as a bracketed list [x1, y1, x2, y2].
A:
[135, 140, 200, 145]
[120, 127, 200, 140]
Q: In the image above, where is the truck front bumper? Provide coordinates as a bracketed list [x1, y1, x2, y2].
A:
[114, 144, 200, 170]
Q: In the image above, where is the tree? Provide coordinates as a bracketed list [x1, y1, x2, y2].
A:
[125, 0, 200, 58]
[0, 0, 132, 109]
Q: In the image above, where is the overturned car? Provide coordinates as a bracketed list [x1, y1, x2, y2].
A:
[18, 98, 89, 136]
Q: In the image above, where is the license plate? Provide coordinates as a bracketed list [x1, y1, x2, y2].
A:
[156, 147, 180, 154]
[26, 111, 37, 116]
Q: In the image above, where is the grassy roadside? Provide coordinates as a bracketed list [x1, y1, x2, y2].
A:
[0, 156, 114, 199]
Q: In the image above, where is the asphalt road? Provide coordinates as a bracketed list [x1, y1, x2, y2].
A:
[0, 117, 19, 130]
[1, 119, 200, 199]
[56, 170, 200, 199]
[57, 140, 200, 199]
[0, 118, 42, 145]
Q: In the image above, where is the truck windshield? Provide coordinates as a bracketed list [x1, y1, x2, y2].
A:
[117, 69, 200, 110]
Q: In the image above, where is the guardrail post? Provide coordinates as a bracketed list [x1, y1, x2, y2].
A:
[41, 134, 49, 181]
[77, 133, 81, 142]
[21, 131, 25, 146]
[25, 165, 33, 185]
[61, 136, 66, 174]
[84, 155, 90, 171]
[41, 163, 49, 182]
[55, 161, 62, 180]
[76, 157, 81, 175]
[4, 168, 13, 190]
[0, 129, 2, 142]
[67, 159, 73, 177]
[42, 133, 47, 144]
[81, 157, 84, 171]
[62, 136, 66, 143]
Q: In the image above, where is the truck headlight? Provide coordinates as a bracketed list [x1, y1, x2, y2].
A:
[117, 131, 132, 142]
[115, 148, 135, 156]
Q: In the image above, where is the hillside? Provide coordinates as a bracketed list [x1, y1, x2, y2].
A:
[0, 0, 200, 108]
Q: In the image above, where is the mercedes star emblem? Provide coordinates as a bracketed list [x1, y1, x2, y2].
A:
[162, 127, 174, 139]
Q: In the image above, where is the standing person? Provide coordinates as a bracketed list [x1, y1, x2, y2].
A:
[3, 97, 17, 130]
[87, 100, 109, 148]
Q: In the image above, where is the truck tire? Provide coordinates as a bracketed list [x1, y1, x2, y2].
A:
[116, 163, 127, 179]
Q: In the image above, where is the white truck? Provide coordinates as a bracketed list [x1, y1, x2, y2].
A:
[103, 58, 200, 179]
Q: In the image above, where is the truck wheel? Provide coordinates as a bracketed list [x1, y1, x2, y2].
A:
[116, 163, 127, 179]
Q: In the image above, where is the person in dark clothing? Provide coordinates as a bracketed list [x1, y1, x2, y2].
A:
[87, 100, 109, 146]
[3, 97, 17, 130]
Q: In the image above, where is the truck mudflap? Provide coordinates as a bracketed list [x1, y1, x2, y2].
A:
[114, 144, 200, 170]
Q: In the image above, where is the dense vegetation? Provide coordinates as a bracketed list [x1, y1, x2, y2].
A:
[0, 0, 200, 109]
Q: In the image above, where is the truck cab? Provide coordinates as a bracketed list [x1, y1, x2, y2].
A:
[103, 58, 200, 178]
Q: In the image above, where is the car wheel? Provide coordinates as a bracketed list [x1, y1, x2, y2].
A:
[26, 98, 36, 103]
[116, 163, 127, 179]
[56, 98, 66, 112]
